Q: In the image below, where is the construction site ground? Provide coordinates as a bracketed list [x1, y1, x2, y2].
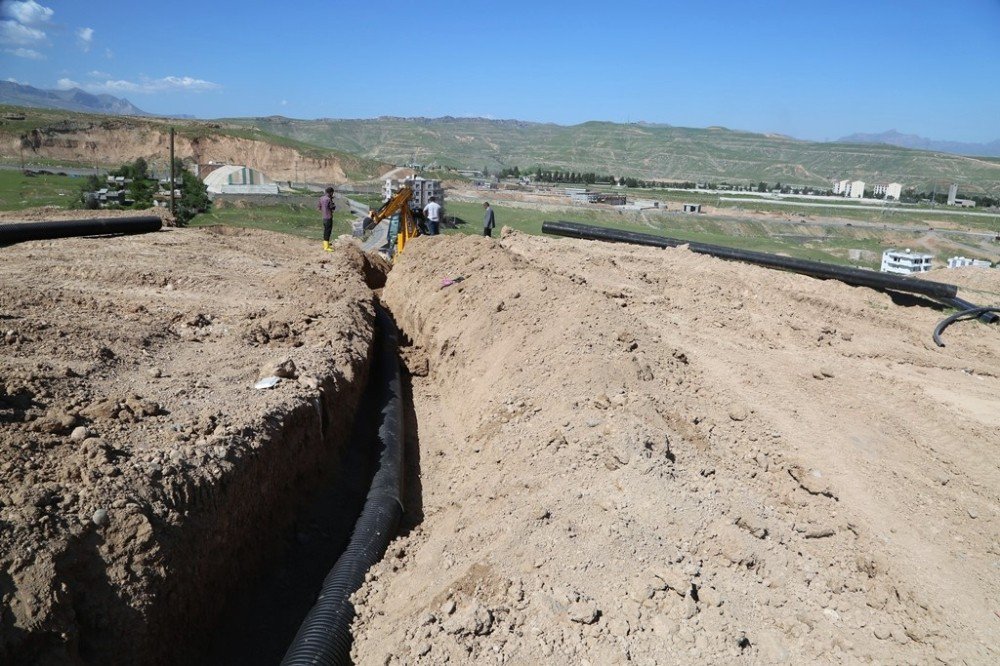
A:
[1, 209, 998, 664]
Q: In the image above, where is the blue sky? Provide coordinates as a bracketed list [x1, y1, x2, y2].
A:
[2, 0, 998, 142]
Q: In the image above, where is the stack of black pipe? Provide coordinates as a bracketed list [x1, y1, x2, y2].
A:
[541, 220, 959, 300]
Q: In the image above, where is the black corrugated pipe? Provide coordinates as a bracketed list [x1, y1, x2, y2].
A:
[934, 306, 1000, 347]
[541, 220, 959, 301]
[281, 305, 405, 666]
[942, 296, 1000, 325]
[0, 216, 162, 245]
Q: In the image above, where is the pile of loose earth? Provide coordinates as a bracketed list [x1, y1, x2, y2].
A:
[0, 221, 378, 664]
[351, 231, 999, 664]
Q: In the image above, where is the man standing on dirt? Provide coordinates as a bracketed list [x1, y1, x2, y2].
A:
[317, 187, 336, 252]
[483, 201, 496, 237]
[423, 196, 442, 236]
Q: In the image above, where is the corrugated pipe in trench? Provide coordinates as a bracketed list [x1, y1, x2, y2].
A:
[281, 305, 405, 666]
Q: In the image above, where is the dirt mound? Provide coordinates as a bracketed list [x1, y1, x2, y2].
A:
[0, 227, 379, 663]
[351, 231, 1000, 663]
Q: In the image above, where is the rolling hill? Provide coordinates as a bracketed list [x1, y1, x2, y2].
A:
[228, 116, 1000, 195]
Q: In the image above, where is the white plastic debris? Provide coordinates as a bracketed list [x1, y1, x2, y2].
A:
[254, 376, 281, 390]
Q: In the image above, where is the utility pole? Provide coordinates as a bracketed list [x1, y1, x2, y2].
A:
[169, 127, 175, 216]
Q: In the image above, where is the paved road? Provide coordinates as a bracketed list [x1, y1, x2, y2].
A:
[720, 196, 1000, 220]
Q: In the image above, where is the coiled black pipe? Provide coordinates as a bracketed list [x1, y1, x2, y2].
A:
[941, 296, 1000, 325]
[281, 305, 405, 666]
[0, 216, 162, 244]
[541, 220, 959, 300]
[933, 307, 1000, 347]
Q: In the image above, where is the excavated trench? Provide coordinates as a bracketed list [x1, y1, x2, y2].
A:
[0, 226, 414, 666]
[7, 225, 1000, 665]
[196, 307, 398, 665]
[172, 263, 405, 665]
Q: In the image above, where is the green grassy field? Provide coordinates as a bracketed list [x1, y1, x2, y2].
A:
[190, 200, 356, 240]
[0, 169, 81, 211]
[4, 171, 992, 268]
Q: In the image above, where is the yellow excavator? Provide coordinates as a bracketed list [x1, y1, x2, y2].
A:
[368, 186, 420, 257]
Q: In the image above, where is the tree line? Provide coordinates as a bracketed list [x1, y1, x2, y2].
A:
[78, 157, 211, 225]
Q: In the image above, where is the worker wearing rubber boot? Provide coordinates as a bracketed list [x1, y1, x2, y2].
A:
[317, 187, 336, 252]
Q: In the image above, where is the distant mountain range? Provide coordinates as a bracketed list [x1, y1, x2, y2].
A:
[837, 130, 1000, 158]
[0, 81, 152, 116]
[3, 85, 999, 192]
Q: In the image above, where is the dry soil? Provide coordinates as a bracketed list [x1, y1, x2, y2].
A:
[352, 231, 1000, 664]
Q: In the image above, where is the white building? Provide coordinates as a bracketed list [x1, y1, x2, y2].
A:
[881, 249, 933, 275]
[873, 182, 903, 200]
[833, 178, 865, 198]
[947, 183, 959, 205]
[383, 176, 444, 210]
[947, 256, 992, 269]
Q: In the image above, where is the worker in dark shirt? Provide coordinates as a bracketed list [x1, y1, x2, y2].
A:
[483, 201, 496, 237]
[317, 187, 336, 252]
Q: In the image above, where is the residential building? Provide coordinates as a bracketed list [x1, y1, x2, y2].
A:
[880, 249, 933, 275]
[383, 176, 444, 210]
[947, 256, 992, 268]
[873, 182, 903, 200]
[833, 178, 865, 197]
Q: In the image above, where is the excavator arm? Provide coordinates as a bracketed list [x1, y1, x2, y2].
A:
[371, 186, 420, 257]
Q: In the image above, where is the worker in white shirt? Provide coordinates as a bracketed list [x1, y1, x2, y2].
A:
[423, 196, 442, 236]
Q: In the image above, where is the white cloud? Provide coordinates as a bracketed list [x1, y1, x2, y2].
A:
[86, 75, 221, 94]
[56, 78, 79, 90]
[104, 47, 113, 59]
[88, 70, 111, 78]
[0, 1, 54, 26]
[6, 77, 24, 84]
[0, 2, 51, 49]
[77, 26, 93, 51]
[5, 46, 43, 59]
[0, 19, 45, 45]
[281, 99, 288, 106]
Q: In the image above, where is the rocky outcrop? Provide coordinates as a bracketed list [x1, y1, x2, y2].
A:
[7, 119, 380, 184]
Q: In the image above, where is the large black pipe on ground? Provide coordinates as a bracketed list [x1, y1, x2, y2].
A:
[281, 306, 405, 666]
[0, 216, 162, 245]
[542, 220, 959, 301]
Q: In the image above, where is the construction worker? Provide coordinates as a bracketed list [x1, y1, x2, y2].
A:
[423, 196, 442, 235]
[317, 186, 336, 252]
[483, 201, 496, 237]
